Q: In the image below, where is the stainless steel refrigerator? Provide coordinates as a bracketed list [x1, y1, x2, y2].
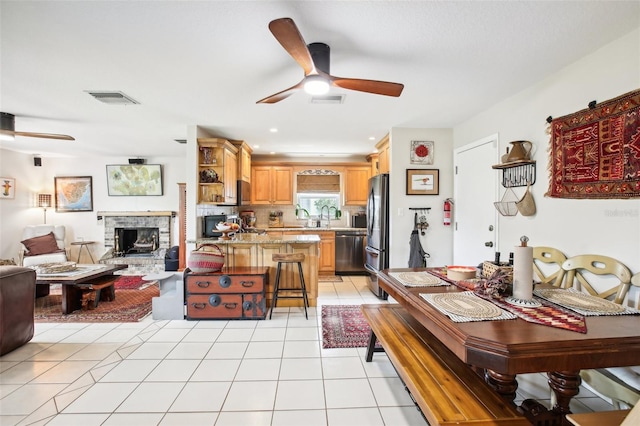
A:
[364, 173, 389, 299]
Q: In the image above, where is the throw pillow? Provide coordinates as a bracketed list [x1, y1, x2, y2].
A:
[21, 232, 63, 256]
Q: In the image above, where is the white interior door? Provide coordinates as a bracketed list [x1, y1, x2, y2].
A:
[453, 135, 499, 266]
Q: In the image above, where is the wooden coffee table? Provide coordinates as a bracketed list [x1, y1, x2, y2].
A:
[36, 264, 127, 314]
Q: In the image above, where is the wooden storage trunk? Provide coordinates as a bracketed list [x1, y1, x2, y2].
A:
[185, 267, 268, 320]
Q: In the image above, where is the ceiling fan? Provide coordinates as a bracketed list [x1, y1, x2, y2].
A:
[0, 112, 75, 141]
[257, 17, 404, 104]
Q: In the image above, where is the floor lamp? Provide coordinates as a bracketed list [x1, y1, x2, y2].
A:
[38, 193, 52, 224]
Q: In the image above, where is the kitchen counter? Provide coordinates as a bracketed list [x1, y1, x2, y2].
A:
[187, 233, 320, 308]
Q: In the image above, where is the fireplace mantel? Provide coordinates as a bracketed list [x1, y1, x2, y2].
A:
[97, 211, 175, 219]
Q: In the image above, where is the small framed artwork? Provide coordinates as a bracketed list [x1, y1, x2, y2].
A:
[410, 140, 434, 165]
[106, 164, 163, 196]
[0, 177, 15, 199]
[55, 176, 93, 212]
[406, 169, 439, 195]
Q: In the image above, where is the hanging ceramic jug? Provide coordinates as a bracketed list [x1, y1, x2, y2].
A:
[506, 140, 533, 162]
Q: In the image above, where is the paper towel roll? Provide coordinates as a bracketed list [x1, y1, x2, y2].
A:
[512, 245, 534, 301]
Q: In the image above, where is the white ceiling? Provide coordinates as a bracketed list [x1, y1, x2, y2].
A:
[1, 1, 638, 160]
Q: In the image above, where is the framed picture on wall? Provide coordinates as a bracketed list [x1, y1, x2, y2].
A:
[410, 140, 434, 165]
[106, 164, 163, 196]
[406, 169, 439, 195]
[55, 176, 93, 212]
[0, 177, 16, 199]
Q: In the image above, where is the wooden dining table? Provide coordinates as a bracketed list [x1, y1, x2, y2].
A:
[378, 268, 640, 424]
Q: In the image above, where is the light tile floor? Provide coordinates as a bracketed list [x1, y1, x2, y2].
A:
[0, 275, 613, 426]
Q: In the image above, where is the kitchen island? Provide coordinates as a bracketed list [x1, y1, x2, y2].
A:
[189, 234, 319, 308]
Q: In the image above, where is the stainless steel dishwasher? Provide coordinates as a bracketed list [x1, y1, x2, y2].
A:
[335, 230, 367, 275]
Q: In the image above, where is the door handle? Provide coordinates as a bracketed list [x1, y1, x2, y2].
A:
[484, 241, 494, 247]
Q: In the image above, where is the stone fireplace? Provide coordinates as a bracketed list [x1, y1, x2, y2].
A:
[99, 211, 175, 274]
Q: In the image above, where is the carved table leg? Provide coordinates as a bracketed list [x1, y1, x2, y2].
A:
[485, 369, 518, 402]
[548, 370, 581, 416]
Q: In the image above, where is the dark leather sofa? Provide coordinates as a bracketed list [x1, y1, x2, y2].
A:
[0, 266, 36, 356]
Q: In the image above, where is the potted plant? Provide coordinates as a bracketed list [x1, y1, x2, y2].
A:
[295, 204, 310, 219]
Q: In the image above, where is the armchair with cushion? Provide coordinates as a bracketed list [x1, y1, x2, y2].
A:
[20, 225, 67, 297]
[20, 225, 67, 267]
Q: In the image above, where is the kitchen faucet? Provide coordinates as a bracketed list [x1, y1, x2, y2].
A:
[320, 205, 331, 228]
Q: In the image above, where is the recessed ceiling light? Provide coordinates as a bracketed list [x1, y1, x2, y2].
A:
[270, 151, 276, 155]
[269, 128, 278, 133]
[369, 136, 375, 140]
[253, 144, 260, 149]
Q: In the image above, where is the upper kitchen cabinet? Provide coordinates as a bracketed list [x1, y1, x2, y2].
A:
[344, 166, 371, 206]
[232, 140, 252, 183]
[197, 138, 238, 205]
[376, 134, 390, 174]
[251, 165, 293, 205]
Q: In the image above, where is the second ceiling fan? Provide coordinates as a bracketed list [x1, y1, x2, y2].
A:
[257, 17, 404, 104]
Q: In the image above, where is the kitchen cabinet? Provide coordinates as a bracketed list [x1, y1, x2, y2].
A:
[367, 153, 379, 176]
[317, 231, 335, 273]
[197, 138, 238, 205]
[185, 267, 268, 320]
[344, 166, 371, 205]
[251, 166, 293, 205]
[376, 134, 390, 174]
[232, 140, 252, 182]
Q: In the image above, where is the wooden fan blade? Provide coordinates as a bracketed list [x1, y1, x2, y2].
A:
[269, 18, 315, 75]
[12, 130, 75, 141]
[330, 76, 404, 97]
[257, 80, 304, 104]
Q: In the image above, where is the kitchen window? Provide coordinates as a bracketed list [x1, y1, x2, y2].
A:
[296, 170, 341, 218]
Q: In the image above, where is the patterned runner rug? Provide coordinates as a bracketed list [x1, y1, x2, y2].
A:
[322, 304, 379, 349]
[35, 285, 159, 323]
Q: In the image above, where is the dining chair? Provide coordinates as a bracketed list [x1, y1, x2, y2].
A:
[554, 254, 632, 303]
[533, 246, 568, 286]
[578, 270, 640, 409]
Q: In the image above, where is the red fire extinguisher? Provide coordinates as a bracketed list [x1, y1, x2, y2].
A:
[443, 198, 453, 226]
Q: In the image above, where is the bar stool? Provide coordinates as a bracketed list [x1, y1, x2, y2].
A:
[270, 252, 309, 319]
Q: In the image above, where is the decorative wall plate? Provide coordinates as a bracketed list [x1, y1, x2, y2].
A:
[410, 140, 434, 164]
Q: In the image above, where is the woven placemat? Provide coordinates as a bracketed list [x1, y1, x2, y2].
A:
[421, 292, 516, 322]
[534, 288, 633, 316]
[389, 271, 446, 287]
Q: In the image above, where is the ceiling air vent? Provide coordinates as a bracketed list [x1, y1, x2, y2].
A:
[174, 139, 187, 144]
[310, 94, 345, 104]
[86, 91, 139, 105]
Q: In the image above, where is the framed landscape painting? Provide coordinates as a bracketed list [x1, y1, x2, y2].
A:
[106, 164, 163, 196]
[55, 176, 93, 212]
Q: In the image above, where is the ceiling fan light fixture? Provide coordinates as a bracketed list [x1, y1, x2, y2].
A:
[304, 75, 330, 95]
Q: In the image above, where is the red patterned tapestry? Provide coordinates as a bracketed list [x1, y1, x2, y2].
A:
[546, 89, 640, 199]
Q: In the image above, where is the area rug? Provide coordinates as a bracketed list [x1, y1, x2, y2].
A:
[319, 275, 343, 282]
[113, 274, 154, 290]
[322, 304, 379, 349]
[546, 88, 640, 199]
[34, 285, 159, 323]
